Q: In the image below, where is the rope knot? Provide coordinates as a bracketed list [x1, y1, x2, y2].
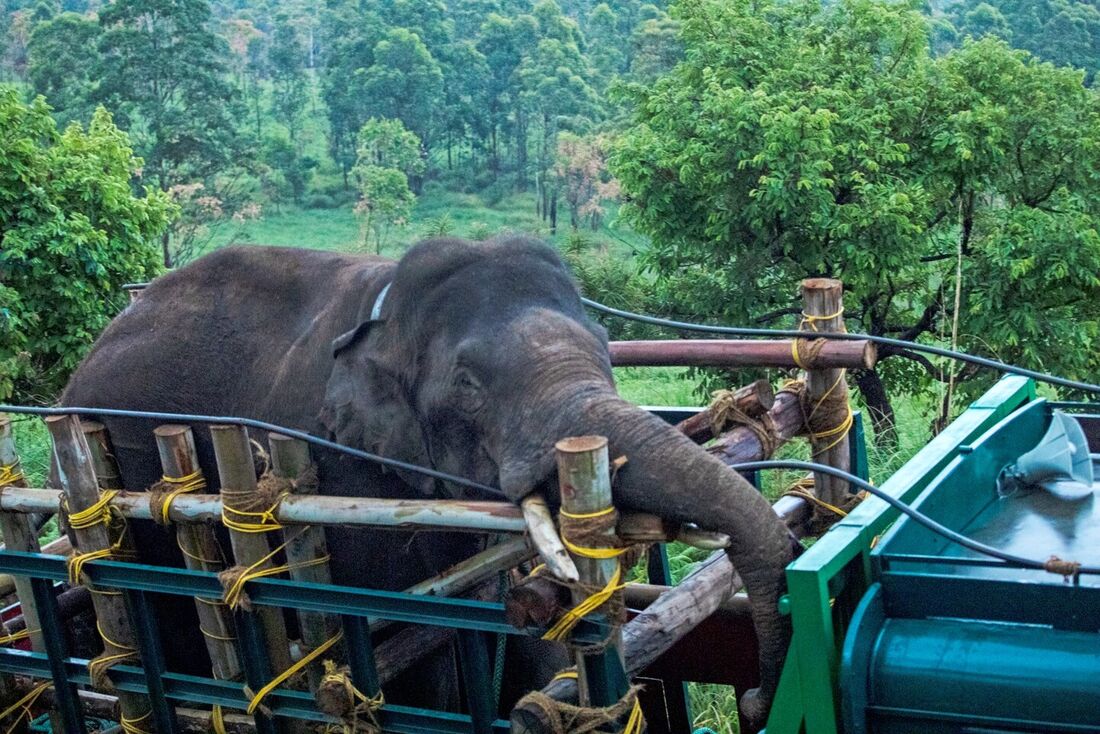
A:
[317, 659, 384, 733]
[516, 673, 645, 734]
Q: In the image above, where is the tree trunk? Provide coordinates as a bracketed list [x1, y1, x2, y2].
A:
[549, 194, 557, 234]
[854, 368, 897, 448]
[161, 230, 172, 268]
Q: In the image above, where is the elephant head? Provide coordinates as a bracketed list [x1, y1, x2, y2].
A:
[320, 236, 793, 728]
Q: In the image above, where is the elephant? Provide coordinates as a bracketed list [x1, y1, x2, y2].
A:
[61, 236, 794, 730]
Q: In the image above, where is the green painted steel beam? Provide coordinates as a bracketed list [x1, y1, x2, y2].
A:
[0, 649, 512, 734]
[0, 550, 607, 641]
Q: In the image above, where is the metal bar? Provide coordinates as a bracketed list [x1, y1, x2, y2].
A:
[0, 552, 605, 641]
[608, 339, 876, 369]
[125, 589, 181, 734]
[0, 487, 526, 533]
[0, 649, 514, 733]
[457, 630, 495, 734]
[29, 577, 86, 733]
[234, 609, 279, 734]
[340, 615, 380, 698]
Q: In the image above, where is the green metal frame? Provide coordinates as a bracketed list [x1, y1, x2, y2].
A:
[0, 550, 622, 733]
[765, 375, 1037, 734]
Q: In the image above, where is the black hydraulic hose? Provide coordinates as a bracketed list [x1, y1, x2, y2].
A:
[732, 459, 1100, 576]
[0, 404, 508, 500]
[583, 298, 1100, 396]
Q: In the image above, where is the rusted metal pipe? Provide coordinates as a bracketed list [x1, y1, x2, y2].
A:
[609, 339, 876, 370]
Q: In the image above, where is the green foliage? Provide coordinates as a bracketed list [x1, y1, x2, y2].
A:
[359, 28, 445, 152]
[612, 0, 1100, 429]
[0, 89, 173, 401]
[352, 119, 423, 254]
[25, 12, 99, 126]
[269, 14, 309, 140]
[941, 1, 1100, 83]
[356, 117, 426, 179]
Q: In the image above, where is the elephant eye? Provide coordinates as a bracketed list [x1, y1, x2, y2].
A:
[452, 369, 485, 413]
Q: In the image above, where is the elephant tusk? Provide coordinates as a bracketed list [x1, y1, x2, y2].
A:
[674, 524, 731, 550]
[520, 493, 579, 583]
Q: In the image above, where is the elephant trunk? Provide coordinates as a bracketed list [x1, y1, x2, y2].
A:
[500, 386, 793, 731]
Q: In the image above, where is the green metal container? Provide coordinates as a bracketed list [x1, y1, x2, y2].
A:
[841, 398, 1100, 733]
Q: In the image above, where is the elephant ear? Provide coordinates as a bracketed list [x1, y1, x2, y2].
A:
[320, 323, 436, 496]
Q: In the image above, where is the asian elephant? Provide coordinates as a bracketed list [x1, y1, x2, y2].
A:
[61, 236, 793, 730]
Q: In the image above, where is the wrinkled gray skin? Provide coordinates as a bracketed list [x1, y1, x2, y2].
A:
[62, 237, 792, 729]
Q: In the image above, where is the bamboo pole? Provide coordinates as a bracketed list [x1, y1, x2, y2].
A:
[208, 425, 295, 682]
[608, 339, 875, 369]
[675, 379, 774, 444]
[0, 416, 48, 734]
[153, 425, 241, 683]
[801, 278, 851, 506]
[81, 422, 123, 490]
[45, 414, 154, 729]
[267, 434, 337, 689]
[0, 417, 47, 653]
[554, 435, 624, 706]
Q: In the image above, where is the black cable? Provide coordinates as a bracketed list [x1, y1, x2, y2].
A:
[0, 404, 507, 500]
[5, 409, 1091, 574]
[731, 459, 1100, 576]
[583, 298, 1100, 396]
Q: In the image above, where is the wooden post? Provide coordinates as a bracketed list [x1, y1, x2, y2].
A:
[81, 422, 123, 490]
[554, 435, 624, 706]
[801, 278, 851, 506]
[45, 414, 154, 729]
[267, 434, 338, 690]
[153, 425, 241, 683]
[0, 417, 47, 653]
[208, 425, 294, 680]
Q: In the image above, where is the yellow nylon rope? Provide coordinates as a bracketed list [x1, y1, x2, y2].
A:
[67, 489, 119, 530]
[119, 708, 153, 734]
[0, 465, 24, 488]
[221, 532, 330, 610]
[0, 629, 33, 646]
[221, 493, 289, 533]
[792, 307, 845, 369]
[319, 658, 385, 734]
[67, 547, 113, 586]
[542, 564, 624, 642]
[0, 681, 50, 734]
[246, 630, 345, 715]
[157, 470, 207, 524]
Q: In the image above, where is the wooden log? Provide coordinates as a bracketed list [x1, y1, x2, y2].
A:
[608, 339, 875, 370]
[511, 552, 739, 732]
[0, 416, 48, 734]
[45, 414, 154, 729]
[154, 425, 241, 683]
[706, 387, 807, 465]
[554, 435, 624, 706]
[0, 417, 47, 653]
[209, 425, 295, 709]
[81, 422, 123, 490]
[268, 433, 338, 690]
[801, 278, 851, 506]
[674, 380, 774, 444]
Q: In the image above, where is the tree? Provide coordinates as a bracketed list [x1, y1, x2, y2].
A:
[96, 0, 246, 265]
[353, 119, 421, 254]
[25, 12, 99, 126]
[554, 132, 619, 230]
[612, 0, 1100, 441]
[269, 14, 308, 141]
[0, 89, 174, 401]
[358, 28, 444, 159]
